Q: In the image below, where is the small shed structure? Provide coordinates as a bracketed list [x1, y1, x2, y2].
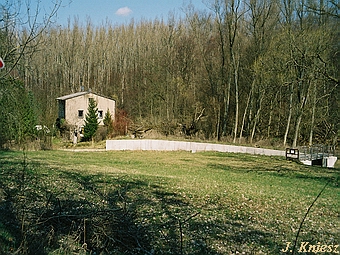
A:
[56, 91, 115, 128]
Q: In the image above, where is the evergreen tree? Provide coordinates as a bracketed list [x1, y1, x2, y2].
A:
[83, 98, 99, 142]
[103, 109, 114, 138]
[0, 78, 37, 147]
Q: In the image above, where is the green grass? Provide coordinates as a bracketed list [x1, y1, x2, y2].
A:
[0, 150, 339, 255]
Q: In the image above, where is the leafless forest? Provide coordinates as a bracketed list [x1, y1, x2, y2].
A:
[1, 0, 339, 147]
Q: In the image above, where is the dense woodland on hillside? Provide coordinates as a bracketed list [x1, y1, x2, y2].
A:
[0, 0, 339, 148]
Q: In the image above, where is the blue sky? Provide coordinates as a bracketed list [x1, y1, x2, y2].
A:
[38, 0, 210, 26]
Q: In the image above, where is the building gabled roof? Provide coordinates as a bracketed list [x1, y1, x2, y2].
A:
[56, 91, 115, 101]
[56, 91, 89, 101]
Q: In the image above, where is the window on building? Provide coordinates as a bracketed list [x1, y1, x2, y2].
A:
[98, 110, 103, 119]
[78, 110, 84, 118]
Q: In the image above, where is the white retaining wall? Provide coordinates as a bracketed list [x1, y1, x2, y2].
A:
[106, 139, 285, 157]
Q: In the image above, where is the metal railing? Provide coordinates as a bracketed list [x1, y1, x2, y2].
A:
[298, 144, 335, 161]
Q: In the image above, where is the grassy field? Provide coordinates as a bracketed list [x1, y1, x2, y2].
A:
[0, 149, 339, 255]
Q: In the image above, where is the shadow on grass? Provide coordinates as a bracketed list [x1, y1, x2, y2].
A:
[262, 166, 339, 188]
[0, 155, 219, 254]
[208, 158, 339, 188]
[0, 152, 311, 255]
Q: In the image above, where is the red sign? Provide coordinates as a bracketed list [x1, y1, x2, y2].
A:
[0, 57, 4, 69]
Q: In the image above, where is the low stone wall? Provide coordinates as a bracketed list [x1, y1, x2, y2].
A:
[106, 139, 285, 157]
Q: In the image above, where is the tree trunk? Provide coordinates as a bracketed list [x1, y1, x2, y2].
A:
[267, 100, 273, 138]
[292, 88, 309, 148]
[284, 83, 293, 147]
[223, 79, 231, 137]
[292, 113, 302, 148]
[232, 51, 240, 143]
[216, 99, 221, 141]
[309, 82, 317, 146]
[250, 94, 263, 144]
[239, 83, 253, 142]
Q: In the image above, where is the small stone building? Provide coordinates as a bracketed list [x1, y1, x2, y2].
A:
[56, 91, 115, 129]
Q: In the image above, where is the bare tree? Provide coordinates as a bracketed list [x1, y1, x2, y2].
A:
[0, 0, 61, 79]
[6, 0, 338, 145]
[0, 0, 60, 147]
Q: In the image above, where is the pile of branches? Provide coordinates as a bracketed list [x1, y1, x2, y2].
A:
[180, 108, 205, 137]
